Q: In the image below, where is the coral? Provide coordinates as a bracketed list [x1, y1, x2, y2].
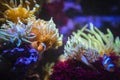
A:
[50, 59, 120, 80]
[0, 0, 39, 23]
[1, 44, 39, 69]
[31, 18, 63, 52]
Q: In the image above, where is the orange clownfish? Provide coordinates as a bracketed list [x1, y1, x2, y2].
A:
[31, 41, 46, 53]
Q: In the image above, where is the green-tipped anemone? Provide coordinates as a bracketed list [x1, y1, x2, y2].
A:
[64, 23, 120, 60]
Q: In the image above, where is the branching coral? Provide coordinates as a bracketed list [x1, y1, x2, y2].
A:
[0, 20, 36, 47]
[0, 0, 39, 23]
[30, 18, 63, 52]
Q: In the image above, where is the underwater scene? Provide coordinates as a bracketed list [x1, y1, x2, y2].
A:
[0, 0, 120, 80]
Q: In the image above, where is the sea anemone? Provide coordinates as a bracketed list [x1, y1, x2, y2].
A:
[0, 20, 36, 47]
[49, 23, 120, 80]
[30, 18, 63, 52]
[64, 24, 100, 63]
[0, 0, 39, 23]
[64, 23, 120, 57]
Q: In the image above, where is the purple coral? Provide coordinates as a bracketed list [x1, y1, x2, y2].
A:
[50, 59, 99, 80]
[1, 44, 39, 72]
[50, 56, 120, 80]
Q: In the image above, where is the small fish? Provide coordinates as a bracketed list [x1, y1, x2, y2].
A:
[81, 54, 96, 70]
[81, 54, 90, 66]
[102, 54, 114, 72]
[38, 43, 46, 52]
[31, 41, 46, 53]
